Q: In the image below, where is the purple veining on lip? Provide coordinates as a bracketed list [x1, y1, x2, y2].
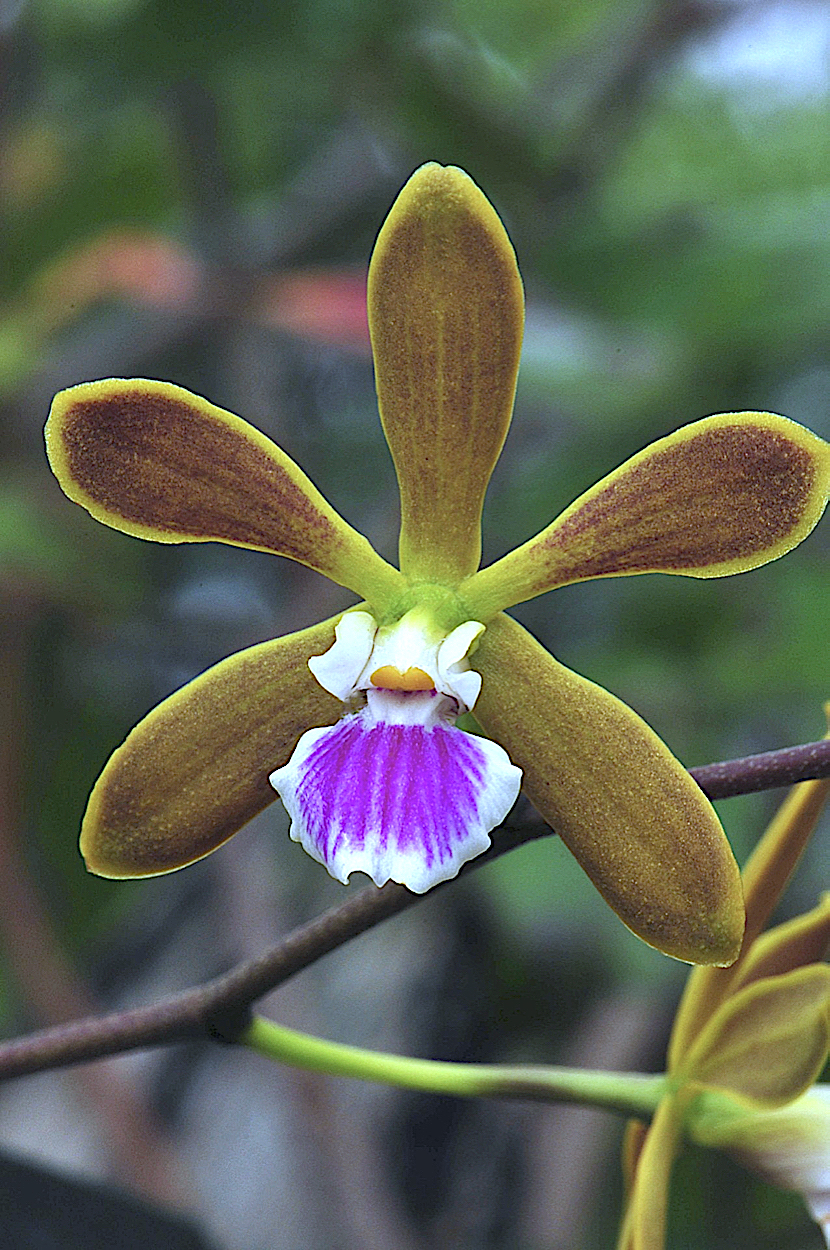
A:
[294, 710, 486, 871]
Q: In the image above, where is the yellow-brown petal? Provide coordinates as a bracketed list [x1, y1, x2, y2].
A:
[618, 1097, 685, 1250]
[462, 413, 830, 617]
[731, 896, 830, 991]
[683, 966, 830, 1108]
[621, 1119, 650, 1201]
[80, 618, 340, 877]
[46, 379, 403, 606]
[473, 613, 744, 965]
[668, 773, 830, 1069]
[368, 163, 524, 583]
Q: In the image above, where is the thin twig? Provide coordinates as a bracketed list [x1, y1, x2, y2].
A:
[689, 739, 830, 799]
[0, 737, 827, 1082]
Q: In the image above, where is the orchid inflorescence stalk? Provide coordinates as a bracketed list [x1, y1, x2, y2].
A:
[46, 163, 830, 966]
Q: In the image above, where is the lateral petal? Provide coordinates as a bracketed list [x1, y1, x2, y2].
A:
[463, 413, 830, 616]
[368, 163, 524, 583]
[80, 618, 340, 877]
[46, 379, 402, 605]
[473, 613, 744, 965]
[730, 895, 830, 991]
[685, 966, 830, 1108]
[668, 773, 830, 1069]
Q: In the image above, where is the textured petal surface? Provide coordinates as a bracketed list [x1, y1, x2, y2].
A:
[668, 775, 830, 1068]
[732, 896, 830, 991]
[685, 966, 830, 1108]
[46, 379, 402, 605]
[473, 613, 744, 964]
[463, 413, 830, 616]
[271, 695, 521, 892]
[81, 619, 340, 877]
[368, 163, 524, 582]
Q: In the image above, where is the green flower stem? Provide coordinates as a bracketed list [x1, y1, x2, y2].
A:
[241, 1015, 668, 1116]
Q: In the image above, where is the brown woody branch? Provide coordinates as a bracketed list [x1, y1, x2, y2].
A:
[0, 737, 828, 1082]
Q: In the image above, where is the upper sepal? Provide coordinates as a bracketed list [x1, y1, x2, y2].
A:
[463, 412, 830, 616]
[369, 163, 524, 583]
[46, 378, 402, 605]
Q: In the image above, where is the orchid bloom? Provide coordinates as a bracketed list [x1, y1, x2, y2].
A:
[45, 163, 830, 965]
[690, 1086, 830, 1244]
[620, 766, 830, 1249]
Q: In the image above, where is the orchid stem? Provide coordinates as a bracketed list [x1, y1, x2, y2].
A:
[241, 1015, 668, 1116]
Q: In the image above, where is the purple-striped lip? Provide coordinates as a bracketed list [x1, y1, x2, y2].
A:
[270, 687, 522, 891]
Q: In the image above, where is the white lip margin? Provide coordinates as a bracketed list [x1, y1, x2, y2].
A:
[308, 610, 377, 700]
[437, 620, 484, 710]
[269, 707, 522, 893]
[307, 608, 487, 714]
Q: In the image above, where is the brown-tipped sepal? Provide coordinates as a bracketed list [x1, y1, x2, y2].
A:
[464, 412, 830, 616]
[474, 613, 745, 965]
[46, 379, 402, 605]
[80, 618, 340, 878]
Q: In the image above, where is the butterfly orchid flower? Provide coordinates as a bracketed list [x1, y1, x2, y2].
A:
[45, 163, 830, 965]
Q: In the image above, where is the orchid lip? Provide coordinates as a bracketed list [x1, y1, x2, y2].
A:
[270, 608, 521, 891]
[269, 688, 522, 892]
